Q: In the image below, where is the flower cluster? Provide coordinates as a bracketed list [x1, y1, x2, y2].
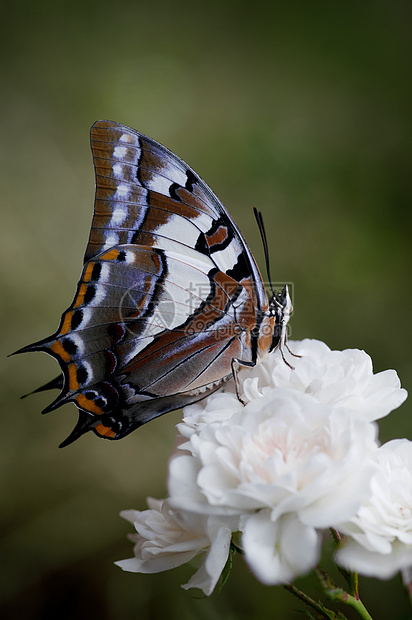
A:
[116, 339, 409, 595]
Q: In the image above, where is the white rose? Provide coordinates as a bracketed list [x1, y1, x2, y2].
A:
[120, 339, 408, 590]
[170, 388, 377, 584]
[337, 439, 412, 579]
[180, 340, 407, 432]
[115, 497, 232, 595]
[175, 390, 377, 521]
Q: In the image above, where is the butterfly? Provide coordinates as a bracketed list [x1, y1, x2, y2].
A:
[16, 120, 293, 447]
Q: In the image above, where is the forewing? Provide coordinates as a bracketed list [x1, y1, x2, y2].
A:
[88, 120, 268, 313]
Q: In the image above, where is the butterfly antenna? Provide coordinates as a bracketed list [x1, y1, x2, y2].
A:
[253, 207, 275, 297]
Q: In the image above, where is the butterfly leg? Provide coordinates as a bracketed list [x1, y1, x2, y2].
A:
[282, 327, 301, 363]
[285, 341, 302, 359]
[231, 358, 256, 405]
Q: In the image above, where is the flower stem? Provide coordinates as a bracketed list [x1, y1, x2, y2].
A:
[348, 571, 359, 599]
[330, 528, 342, 546]
[283, 583, 348, 619]
[315, 568, 373, 620]
[329, 530, 359, 598]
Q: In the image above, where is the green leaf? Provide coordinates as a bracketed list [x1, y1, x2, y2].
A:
[218, 544, 236, 593]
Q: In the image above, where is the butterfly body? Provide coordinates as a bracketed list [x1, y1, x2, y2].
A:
[17, 121, 291, 446]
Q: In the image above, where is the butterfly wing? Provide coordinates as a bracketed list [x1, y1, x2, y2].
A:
[19, 121, 270, 445]
[88, 121, 267, 309]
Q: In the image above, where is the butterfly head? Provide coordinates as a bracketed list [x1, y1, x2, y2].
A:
[268, 284, 293, 354]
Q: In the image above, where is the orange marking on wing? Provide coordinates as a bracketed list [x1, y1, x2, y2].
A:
[83, 262, 95, 282]
[95, 423, 116, 438]
[257, 317, 275, 357]
[50, 340, 71, 362]
[60, 311, 74, 335]
[100, 248, 120, 261]
[76, 393, 104, 415]
[68, 363, 80, 391]
[73, 283, 87, 308]
[206, 225, 229, 247]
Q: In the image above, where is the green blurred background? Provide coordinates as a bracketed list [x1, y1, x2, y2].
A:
[1, 1, 411, 618]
